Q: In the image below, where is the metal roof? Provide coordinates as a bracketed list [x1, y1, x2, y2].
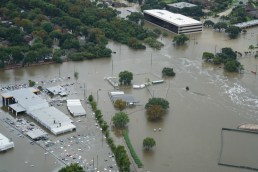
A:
[30, 106, 76, 135]
[26, 129, 47, 140]
[46, 85, 67, 96]
[109, 92, 138, 104]
[0, 133, 14, 151]
[167, 2, 197, 9]
[67, 99, 86, 117]
[144, 9, 202, 27]
[9, 103, 26, 113]
[234, 19, 258, 28]
[1, 88, 49, 112]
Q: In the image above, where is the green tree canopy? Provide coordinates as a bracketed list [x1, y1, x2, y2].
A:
[115, 145, 131, 172]
[58, 163, 84, 172]
[224, 60, 242, 72]
[119, 70, 133, 85]
[112, 112, 129, 128]
[203, 20, 215, 28]
[202, 52, 215, 62]
[213, 22, 228, 32]
[225, 26, 241, 39]
[126, 12, 144, 24]
[172, 34, 189, 46]
[143, 137, 156, 150]
[162, 67, 175, 77]
[145, 97, 169, 110]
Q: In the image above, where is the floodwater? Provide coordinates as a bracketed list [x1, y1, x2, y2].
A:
[0, 27, 258, 172]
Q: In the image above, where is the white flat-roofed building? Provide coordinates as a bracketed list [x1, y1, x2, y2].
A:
[67, 99, 86, 117]
[0, 133, 14, 152]
[30, 107, 76, 135]
[167, 2, 197, 9]
[1, 88, 76, 135]
[144, 9, 202, 34]
[2, 88, 49, 112]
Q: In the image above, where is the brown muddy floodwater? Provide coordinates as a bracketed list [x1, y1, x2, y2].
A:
[0, 27, 258, 172]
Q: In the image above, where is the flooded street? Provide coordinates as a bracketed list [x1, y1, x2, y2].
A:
[0, 27, 258, 172]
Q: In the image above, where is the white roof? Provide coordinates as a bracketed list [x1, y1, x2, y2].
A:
[67, 99, 86, 117]
[167, 2, 197, 9]
[47, 85, 67, 96]
[109, 91, 125, 96]
[30, 107, 76, 135]
[144, 9, 202, 27]
[2, 88, 49, 112]
[0, 133, 14, 151]
[26, 129, 47, 140]
[234, 19, 258, 28]
[9, 103, 26, 113]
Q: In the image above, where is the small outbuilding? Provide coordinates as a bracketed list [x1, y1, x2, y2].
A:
[0, 133, 14, 152]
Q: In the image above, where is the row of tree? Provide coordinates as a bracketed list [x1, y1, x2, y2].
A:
[202, 47, 243, 72]
[87, 95, 131, 172]
[204, 20, 242, 39]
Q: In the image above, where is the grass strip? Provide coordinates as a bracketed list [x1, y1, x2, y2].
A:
[122, 130, 143, 168]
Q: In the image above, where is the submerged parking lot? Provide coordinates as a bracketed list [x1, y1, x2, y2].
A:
[0, 77, 118, 172]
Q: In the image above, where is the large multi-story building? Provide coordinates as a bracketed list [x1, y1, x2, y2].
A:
[144, 9, 202, 34]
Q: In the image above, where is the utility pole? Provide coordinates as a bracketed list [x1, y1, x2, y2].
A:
[84, 83, 86, 100]
[112, 59, 113, 76]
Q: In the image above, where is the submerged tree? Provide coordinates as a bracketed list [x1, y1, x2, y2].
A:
[203, 20, 215, 27]
[162, 67, 176, 77]
[119, 70, 133, 85]
[172, 34, 189, 45]
[145, 97, 169, 120]
[112, 112, 129, 128]
[143, 137, 156, 150]
[225, 26, 241, 39]
[146, 105, 165, 120]
[114, 99, 127, 111]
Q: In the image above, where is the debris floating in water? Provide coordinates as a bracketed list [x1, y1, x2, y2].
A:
[186, 86, 189, 91]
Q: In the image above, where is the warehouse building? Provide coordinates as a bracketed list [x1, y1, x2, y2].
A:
[1, 88, 76, 135]
[144, 9, 202, 34]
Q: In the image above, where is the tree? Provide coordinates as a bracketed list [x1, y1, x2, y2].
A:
[221, 47, 237, 60]
[28, 80, 36, 87]
[41, 22, 53, 33]
[162, 67, 175, 77]
[172, 34, 189, 45]
[143, 137, 156, 150]
[249, 45, 255, 53]
[146, 105, 165, 120]
[225, 26, 241, 39]
[126, 12, 144, 24]
[114, 99, 126, 111]
[202, 52, 215, 62]
[115, 145, 131, 172]
[88, 94, 93, 102]
[58, 163, 84, 172]
[213, 22, 228, 32]
[203, 20, 215, 27]
[112, 112, 129, 128]
[119, 70, 133, 85]
[224, 60, 241, 72]
[145, 97, 169, 110]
